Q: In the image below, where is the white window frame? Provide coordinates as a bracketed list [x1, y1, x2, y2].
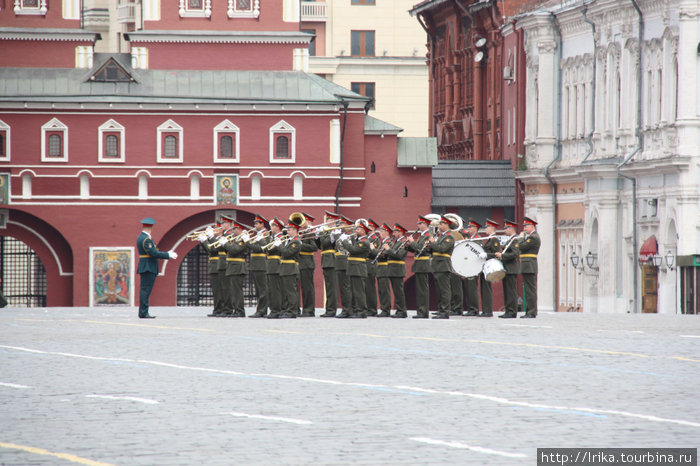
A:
[228, 0, 259, 18]
[41, 118, 68, 162]
[269, 120, 296, 164]
[293, 174, 303, 200]
[251, 174, 261, 200]
[98, 119, 125, 162]
[157, 119, 183, 163]
[179, 0, 211, 18]
[14, 0, 47, 15]
[213, 120, 240, 163]
[0, 119, 10, 162]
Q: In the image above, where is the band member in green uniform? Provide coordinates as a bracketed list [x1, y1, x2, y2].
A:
[430, 215, 456, 319]
[248, 214, 269, 318]
[519, 216, 540, 318]
[298, 212, 318, 317]
[364, 218, 381, 316]
[266, 218, 285, 319]
[386, 223, 408, 318]
[338, 222, 371, 318]
[334, 215, 353, 317]
[318, 211, 339, 317]
[406, 215, 432, 318]
[496, 219, 520, 318]
[222, 220, 250, 317]
[479, 219, 502, 317]
[463, 218, 482, 316]
[198, 222, 224, 317]
[277, 220, 301, 319]
[136, 217, 176, 319]
[373, 223, 393, 317]
[217, 214, 234, 316]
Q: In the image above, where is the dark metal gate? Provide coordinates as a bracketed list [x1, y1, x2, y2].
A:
[0, 236, 47, 307]
[176, 244, 256, 307]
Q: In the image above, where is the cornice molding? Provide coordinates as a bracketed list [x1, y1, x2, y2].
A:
[0, 28, 99, 43]
[125, 30, 311, 45]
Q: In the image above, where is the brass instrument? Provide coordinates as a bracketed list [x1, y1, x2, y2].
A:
[186, 226, 220, 240]
[211, 228, 256, 248]
[246, 230, 270, 243]
[289, 212, 306, 228]
[444, 213, 465, 241]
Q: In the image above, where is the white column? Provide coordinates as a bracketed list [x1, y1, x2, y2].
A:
[675, 1, 700, 158]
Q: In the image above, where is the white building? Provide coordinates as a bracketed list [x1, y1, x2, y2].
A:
[514, 0, 699, 314]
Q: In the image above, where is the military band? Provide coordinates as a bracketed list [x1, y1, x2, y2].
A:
[187, 211, 540, 320]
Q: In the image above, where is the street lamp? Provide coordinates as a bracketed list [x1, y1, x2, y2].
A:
[570, 252, 582, 274]
[651, 254, 663, 268]
[585, 251, 599, 271]
[665, 251, 675, 271]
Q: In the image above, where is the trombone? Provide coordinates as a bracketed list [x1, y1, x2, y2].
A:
[211, 228, 256, 248]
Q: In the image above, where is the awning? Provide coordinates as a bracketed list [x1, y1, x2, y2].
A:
[639, 235, 658, 262]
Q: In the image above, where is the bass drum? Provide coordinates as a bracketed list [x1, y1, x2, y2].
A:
[483, 258, 506, 282]
[450, 241, 486, 278]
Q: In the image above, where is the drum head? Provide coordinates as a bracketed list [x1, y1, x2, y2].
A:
[450, 241, 486, 278]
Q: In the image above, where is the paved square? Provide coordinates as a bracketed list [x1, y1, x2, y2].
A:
[1, 308, 699, 465]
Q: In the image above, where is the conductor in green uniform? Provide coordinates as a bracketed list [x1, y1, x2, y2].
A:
[136, 217, 176, 319]
[519, 216, 540, 318]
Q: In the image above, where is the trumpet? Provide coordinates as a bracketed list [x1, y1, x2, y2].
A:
[186, 226, 220, 240]
[246, 230, 271, 243]
[211, 228, 256, 248]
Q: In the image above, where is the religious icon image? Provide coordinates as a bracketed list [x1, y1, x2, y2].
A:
[90, 248, 134, 306]
[215, 174, 238, 205]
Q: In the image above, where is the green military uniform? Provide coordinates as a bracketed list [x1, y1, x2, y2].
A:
[266, 232, 283, 319]
[223, 233, 248, 317]
[200, 233, 224, 316]
[407, 230, 431, 318]
[335, 240, 352, 316]
[318, 230, 337, 317]
[217, 235, 232, 316]
[340, 234, 369, 318]
[386, 235, 408, 318]
[299, 236, 318, 317]
[519, 226, 540, 317]
[365, 230, 380, 316]
[375, 235, 392, 317]
[248, 230, 269, 318]
[430, 228, 455, 318]
[463, 232, 481, 316]
[499, 232, 520, 318]
[480, 235, 501, 316]
[278, 234, 301, 319]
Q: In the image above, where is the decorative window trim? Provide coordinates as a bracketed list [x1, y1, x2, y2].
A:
[228, 0, 259, 18]
[0, 120, 10, 162]
[41, 118, 68, 162]
[98, 119, 125, 162]
[179, 0, 211, 18]
[14, 0, 47, 15]
[213, 120, 240, 163]
[157, 119, 183, 163]
[269, 120, 296, 164]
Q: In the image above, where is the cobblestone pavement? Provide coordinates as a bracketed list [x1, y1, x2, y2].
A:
[1, 307, 699, 465]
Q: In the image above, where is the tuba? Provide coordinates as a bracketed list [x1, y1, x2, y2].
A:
[444, 213, 464, 241]
[289, 212, 306, 228]
[424, 213, 442, 236]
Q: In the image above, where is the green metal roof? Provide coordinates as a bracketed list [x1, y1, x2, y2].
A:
[364, 115, 403, 135]
[397, 137, 438, 167]
[0, 58, 370, 105]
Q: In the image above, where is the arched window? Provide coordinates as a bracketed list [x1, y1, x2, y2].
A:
[293, 175, 303, 200]
[251, 175, 261, 200]
[138, 174, 148, 199]
[190, 174, 200, 200]
[80, 174, 90, 199]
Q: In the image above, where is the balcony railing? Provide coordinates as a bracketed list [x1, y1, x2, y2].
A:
[117, 2, 137, 23]
[301, 1, 327, 20]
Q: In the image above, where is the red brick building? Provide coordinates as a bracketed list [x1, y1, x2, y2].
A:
[0, 1, 434, 308]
